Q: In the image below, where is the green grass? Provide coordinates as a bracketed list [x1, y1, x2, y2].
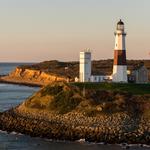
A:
[71, 82, 150, 95]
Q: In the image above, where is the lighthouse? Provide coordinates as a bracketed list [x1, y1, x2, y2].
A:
[112, 19, 128, 83]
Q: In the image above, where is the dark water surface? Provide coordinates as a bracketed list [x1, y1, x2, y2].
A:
[0, 63, 150, 150]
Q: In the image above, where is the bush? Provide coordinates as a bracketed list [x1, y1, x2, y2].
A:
[49, 90, 81, 114]
[25, 97, 47, 109]
[85, 109, 99, 117]
[72, 82, 150, 95]
[41, 85, 63, 96]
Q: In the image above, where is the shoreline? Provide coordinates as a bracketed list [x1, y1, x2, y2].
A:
[0, 78, 42, 87]
[0, 108, 150, 145]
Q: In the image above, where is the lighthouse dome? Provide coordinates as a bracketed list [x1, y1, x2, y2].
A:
[117, 19, 124, 25]
[117, 19, 124, 31]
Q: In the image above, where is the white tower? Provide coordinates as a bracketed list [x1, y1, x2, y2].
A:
[112, 19, 128, 83]
[79, 50, 91, 82]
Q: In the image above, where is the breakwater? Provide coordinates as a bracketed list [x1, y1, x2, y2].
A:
[0, 108, 150, 144]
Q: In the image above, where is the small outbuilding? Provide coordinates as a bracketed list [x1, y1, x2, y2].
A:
[132, 62, 149, 83]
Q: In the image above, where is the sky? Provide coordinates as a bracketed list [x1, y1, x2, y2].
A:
[0, 0, 150, 62]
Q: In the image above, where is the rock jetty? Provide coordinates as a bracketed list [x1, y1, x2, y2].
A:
[0, 108, 150, 144]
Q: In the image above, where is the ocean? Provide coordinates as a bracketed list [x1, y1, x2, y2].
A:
[0, 63, 149, 150]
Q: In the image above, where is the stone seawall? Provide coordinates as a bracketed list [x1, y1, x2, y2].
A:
[0, 67, 67, 86]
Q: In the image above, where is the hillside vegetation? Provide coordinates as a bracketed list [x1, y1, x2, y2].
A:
[21, 82, 150, 117]
[73, 82, 150, 95]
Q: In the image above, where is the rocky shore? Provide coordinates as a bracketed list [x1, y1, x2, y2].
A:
[0, 108, 150, 144]
[0, 77, 42, 87]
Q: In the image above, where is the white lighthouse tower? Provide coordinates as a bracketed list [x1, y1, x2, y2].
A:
[112, 19, 128, 83]
[79, 49, 91, 82]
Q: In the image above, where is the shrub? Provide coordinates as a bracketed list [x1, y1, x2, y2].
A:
[25, 97, 47, 109]
[85, 109, 99, 117]
[41, 85, 63, 96]
[49, 90, 81, 114]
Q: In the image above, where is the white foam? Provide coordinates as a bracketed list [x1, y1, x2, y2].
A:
[77, 139, 85, 143]
[0, 130, 7, 134]
[10, 131, 18, 135]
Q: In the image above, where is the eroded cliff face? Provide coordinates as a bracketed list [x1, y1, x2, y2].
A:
[1, 67, 67, 86]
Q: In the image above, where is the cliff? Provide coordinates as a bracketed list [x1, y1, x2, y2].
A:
[1, 82, 150, 144]
[0, 67, 67, 86]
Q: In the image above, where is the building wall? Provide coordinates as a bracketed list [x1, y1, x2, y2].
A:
[112, 65, 127, 82]
[79, 51, 91, 82]
[133, 66, 149, 83]
[90, 75, 112, 82]
[115, 31, 126, 50]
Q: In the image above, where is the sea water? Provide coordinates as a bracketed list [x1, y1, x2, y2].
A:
[0, 63, 149, 150]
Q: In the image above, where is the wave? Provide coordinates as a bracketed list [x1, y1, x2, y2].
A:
[0, 130, 23, 136]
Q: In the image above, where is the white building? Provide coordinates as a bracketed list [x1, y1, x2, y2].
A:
[79, 50, 91, 82]
[112, 19, 128, 83]
[132, 63, 149, 83]
[90, 75, 112, 82]
[79, 50, 112, 83]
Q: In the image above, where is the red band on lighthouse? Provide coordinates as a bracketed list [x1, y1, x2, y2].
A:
[114, 50, 127, 65]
